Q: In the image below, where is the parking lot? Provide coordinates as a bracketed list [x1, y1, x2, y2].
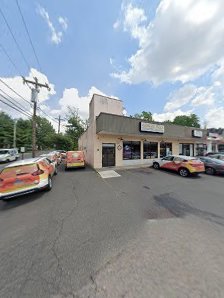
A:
[0, 163, 224, 297]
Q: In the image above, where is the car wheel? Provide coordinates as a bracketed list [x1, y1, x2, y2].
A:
[153, 162, 160, 169]
[179, 168, 189, 177]
[54, 166, 58, 175]
[205, 167, 215, 175]
[46, 176, 52, 191]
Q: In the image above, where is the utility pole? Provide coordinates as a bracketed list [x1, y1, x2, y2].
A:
[58, 115, 61, 134]
[56, 115, 65, 134]
[13, 120, 17, 148]
[23, 77, 50, 158]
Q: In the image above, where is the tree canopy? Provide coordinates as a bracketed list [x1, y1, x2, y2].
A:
[65, 107, 86, 149]
[172, 114, 200, 128]
[133, 111, 153, 122]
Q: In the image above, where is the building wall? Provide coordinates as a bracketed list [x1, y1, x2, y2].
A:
[79, 94, 124, 167]
[79, 94, 209, 169]
[92, 135, 186, 169]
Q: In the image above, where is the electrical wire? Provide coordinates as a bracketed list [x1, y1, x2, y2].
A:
[0, 96, 31, 118]
[0, 88, 32, 117]
[0, 78, 32, 107]
[0, 6, 31, 72]
[15, 0, 42, 71]
[0, 43, 21, 74]
[37, 107, 66, 126]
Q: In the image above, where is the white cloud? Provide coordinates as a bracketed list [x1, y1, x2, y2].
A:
[191, 87, 215, 107]
[54, 86, 107, 120]
[113, 0, 224, 84]
[153, 109, 192, 122]
[164, 84, 196, 112]
[123, 3, 147, 43]
[0, 68, 55, 119]
[58, 17, 68, 31]
[38, 6, 63, 45]
[205, 107, 224, 128]
[113, 20, 120, 29]
[164, 84, 216, 112]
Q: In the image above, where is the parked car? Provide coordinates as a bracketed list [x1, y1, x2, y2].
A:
[0, 157, 57, 200]
[209, 154, 224, 161]
[205, 152, 219, 156]
[152, 155, 205, 177]
[0, 148, 20, 163]
[65, 151, 85, 169]
[56, 150, 67, 159]
[199, 156, 224, 175]
[40, 152, 60, 165]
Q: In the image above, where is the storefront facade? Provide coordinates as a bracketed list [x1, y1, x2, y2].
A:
[79, 94, 207, 169]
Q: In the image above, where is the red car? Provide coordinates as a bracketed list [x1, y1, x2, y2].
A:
[0, 157, 57, 200]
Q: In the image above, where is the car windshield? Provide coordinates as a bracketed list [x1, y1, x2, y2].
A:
[0, 150, 9, 155]
[0, 164, 37, 178]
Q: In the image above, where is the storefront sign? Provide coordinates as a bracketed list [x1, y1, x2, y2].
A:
[192, 130, 203, 138]
[208, 132, 218, 138]
[140, 122, 164, 134]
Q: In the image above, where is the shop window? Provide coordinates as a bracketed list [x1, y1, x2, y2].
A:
[143, 142, 158, 159]
[123, 141, 140, 160]
[160, 142, 172, 158]
[179, 143, 194, 156]
[195, 144, 207, 156]
[212, 143, 217, 152]
[218, 144, 224, 152]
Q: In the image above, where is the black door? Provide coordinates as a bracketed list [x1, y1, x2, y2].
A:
[102, 144, 115, 167]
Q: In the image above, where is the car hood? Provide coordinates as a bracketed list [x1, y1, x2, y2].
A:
[0, 154, 9, 158]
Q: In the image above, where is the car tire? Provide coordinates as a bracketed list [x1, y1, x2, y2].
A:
[46, 176, 52, 191]
[153, 162, 160, 169]
[178, 168, 189, 177]
[54, 166, 58, 175]
[205, 167, 215, 175]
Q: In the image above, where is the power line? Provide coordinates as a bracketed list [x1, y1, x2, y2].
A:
[0, 78, 32, 107]
[37, 107, 67, 129]
[0, 43, 21, 74]
[0, 96, 31, 118]
[15, 0, 42, 71]
[0, 6, 31, 72]
[0, 88, 32, 117]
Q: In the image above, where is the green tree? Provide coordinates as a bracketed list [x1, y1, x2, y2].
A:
[52, 134, 74, 151]
[36, 116, 56, 150]
[133, 111, 153, 122]
[0, 112, 14, 148]
[172, 114, 200, 128]
[65, 107, 85, 149]
[16, 118, 32, 149]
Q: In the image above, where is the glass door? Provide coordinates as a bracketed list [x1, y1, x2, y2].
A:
[102, 144, 115, 167]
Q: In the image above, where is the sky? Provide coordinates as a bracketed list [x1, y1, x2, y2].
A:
[1, 0, 224, 130]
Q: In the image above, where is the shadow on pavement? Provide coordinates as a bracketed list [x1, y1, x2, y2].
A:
[153, 193, 224, 226]
[0, 191, 45, 210]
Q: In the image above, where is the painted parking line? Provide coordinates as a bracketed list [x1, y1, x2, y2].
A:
[97, 170, 121, 179]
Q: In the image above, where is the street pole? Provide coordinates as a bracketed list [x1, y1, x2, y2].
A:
[58, 115, 61, 134]
[32, 99, 37, 158]
[23, 77, 50, 158]
[13, 120, 17, 148]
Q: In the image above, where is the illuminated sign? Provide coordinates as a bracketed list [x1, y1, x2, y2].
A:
[140, 122, 164, 134]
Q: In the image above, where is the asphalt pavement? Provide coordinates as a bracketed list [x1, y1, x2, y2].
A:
[0, 164, 224, 297]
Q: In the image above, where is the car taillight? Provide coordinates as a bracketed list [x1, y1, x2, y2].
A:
[32, 169, 44, 176]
